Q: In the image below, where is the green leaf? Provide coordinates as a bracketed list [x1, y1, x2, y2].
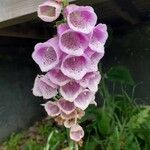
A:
[3, 133, 23, 150]
[124, 133, 141, 150]
[97, 109, 112, 135]
[84, 136, 99, 150]
[128, 106, 150, 129]
[24, 140, 43, 150]
[106, 66, 134, 85]
[106, 127, 121, 150]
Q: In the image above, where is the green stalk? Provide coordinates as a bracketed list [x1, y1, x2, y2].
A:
[75, 143, 78, 150]
[44, 131, 54, 150]
[67, 129, 74, 150]
[63, 0, 69, 7]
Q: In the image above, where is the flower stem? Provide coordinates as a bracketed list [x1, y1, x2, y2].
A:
[44, 131, 54, 150]
[67, 129, 74, 150]
[63, 0, 69, 7]
[75, 142, 79, 150]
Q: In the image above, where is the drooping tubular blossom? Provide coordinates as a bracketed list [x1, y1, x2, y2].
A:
[44, 101, 61, 117]
[85, 47, 104, 72]
[32, 37, 62, 72]
[40, 78, 57, 99]
[70, 124, 84, 142]
[64, 117, 77, 128]
[41, 73, 58, 88]
[32, 75, 43, 97]
[47, 68, 71, 86]
[32, 1, 108, 143]
[32, 75, 58, 99]
[38, 0, 62, 22]
[65, 5, 97, 34]
[61, 110, 77, 120]
[59, 26, 90, 56]
[57, 98, 76, 114]
[89, 23, 108, 53]
[88, 51, 104, 72]
[60, 81, 82, 102]
[74, 89, 95, 110]
[79, 71, 101, 92]
[61, 55, 90, 80]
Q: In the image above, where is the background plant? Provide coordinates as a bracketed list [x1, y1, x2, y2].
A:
[1, 65, 150, 150]
[80, 65, 150, 150]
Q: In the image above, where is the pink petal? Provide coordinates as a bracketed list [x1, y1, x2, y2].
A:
[65, 5, 94, 17]
[79, 72, 101, 92]
[90, 100, 97, 106]
[41, 74, 58, 88]
[57, 99, 75, 114]
[32, 37, 62, 72]
[90, 95, 97, 106]
[61, 55, 89, 80]
[32, 75, 58, 99]
[38, 0, 62, 22]
[57, 23, 70, 36]
[89, 23, 108, 52]
[61, 111, 77, 120]
[43, 101, 60, 117]
[60, 81, 82, 102]
[84, 47, 95, 58]
[59, 29, 89, 56]
[66, 5, 97, 34]
[88, 51, 104, 72]
[47, 68, 71, 86]
[70, 124, 84, 142]
[64, 118, 77, 128]
[32, 75, 43, 97]
[39, 81, 58, 99]
[74, 89, 95, 110]
[64, 4, 79, 17]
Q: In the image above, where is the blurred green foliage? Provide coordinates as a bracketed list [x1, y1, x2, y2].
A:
[2, 66, 150, 150]
[80, 66, 150, 150]
[3, 133, 23, 150]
